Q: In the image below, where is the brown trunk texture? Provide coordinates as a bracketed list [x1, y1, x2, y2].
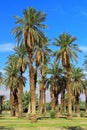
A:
[39, 88, 43, 114]
[18, 78, 23, 117]
[43, 89, 46, 114]
[85, 88, 87, 112]
[66, 67, 72, 118]
[29, 54, 36, 122]
[76, 94, 80, 115]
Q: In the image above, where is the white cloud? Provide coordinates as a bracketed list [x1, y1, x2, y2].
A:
[0, 43, 14, 52]
[79, 46, 87, 52]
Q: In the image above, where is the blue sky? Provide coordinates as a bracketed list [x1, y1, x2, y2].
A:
[0, 0, 87, 100]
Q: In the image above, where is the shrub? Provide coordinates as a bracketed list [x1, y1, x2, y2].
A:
[80, 111, 85, 117]
[50, 111, 55, 118]
[72, 113, 78, 117]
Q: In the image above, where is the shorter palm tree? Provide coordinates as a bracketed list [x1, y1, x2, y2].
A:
[14, 43, 28, 117]
[71, 67, 85, 115]
[53, 32, 81, 118]
[4, 62, 19, 116]
[47, 61, 63, 114]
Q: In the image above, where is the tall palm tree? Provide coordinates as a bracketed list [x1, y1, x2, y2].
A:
[54, 33, 80, 118]
[12, 7, 47, 122]
[71, 67, 85, 115]
[14, 43, 28, 117]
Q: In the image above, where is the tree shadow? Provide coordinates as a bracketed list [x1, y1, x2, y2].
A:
[64, 126, 85, 130]
[0, 126, 14, 130]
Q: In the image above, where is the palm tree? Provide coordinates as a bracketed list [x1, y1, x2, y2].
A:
[4, 55, 19, 116]
[47, 61, 63, 114]
[83, 55, 87, 112]
[12, 7, 47, 122]
[83, 79, 87, 112]
[60, 75, 66, 114]
[14, 43, 28, 117]
[36, 44, 51, 115]
[71, 67, 85, 115]
[54, 33, 80, 118]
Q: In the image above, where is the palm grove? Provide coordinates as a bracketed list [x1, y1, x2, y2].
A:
[2, 7, 87, 122]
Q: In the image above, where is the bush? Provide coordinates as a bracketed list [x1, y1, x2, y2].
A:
[50, 111, 55, 118]
[80, 111, 85, 117]
[72, 113, 78, 117]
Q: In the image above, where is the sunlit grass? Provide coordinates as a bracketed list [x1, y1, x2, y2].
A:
[0, 113, 87, 130]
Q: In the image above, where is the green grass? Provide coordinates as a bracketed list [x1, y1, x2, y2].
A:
[0, 114, 87, 130]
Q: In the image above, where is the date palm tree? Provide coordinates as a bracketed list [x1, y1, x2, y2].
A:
[53, 33, 80, 118]
[4, 55, 19, 116]
[12, 7, 47, 122]
[47, 61, 63, 114]
[71, 67, 85, 115]
[14, 43, 28, 117]
[83, 79, 87, 112]
[35, 43, 51, 114]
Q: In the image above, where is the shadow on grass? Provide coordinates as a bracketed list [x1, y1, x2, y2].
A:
[0, 126, 14, 130]
[64, 126, 84, 130]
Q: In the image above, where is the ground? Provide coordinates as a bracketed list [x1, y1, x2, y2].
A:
[0, 113, 87, 130]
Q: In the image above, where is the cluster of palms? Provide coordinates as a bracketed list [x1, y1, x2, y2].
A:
[1, 7, 87, 122]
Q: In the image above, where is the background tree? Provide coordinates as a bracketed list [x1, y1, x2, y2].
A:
[53, 33, 81, 118]
[71, 67, 85, 115]
[14, 43, 28, 117]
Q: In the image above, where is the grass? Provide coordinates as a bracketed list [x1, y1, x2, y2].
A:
[0, 113, 87, 130]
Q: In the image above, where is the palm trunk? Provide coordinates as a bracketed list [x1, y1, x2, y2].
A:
[66, 67, 72, 118]
[18, 77, 23, 117]
[60, 88, 65, 113]
[76, 94, 80, 116]
[54, 93, 59, 116]
[39, 87, 43, 114]
[13, 88, 18, 117]
[10, 87, 14, 116]
[43, 88, 46, 114]
[85, 88, 87, 112]
[29, 54, 36, 122]
[50, 91, 55, 111]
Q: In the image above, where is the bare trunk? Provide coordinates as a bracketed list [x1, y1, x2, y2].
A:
[29, 54, 36, 122]
[60, 89, 65, 113]
[39, 89, 43, 114]
[50, 92, 55, 111]
[76, 94, 80, 116]
[13, 88, 18, 117]
[54, 93, 59, 116]
[27, 102, 31, 119]
[10, 88, 14, 116]
[43, 89, 46, 114]
[85, 88, 87, 112]
[66, 67, 72, 118]
[18, 78, 23, 117]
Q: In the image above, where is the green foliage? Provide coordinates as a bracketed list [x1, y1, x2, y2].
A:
[80, 101, 85, 111]
[80, 111, 85, 117]
[46, 102, 51, 111]
[22, 91, 30, 112]
[72, 113, 78, 117]
[3, 100, 10, 110]
[22, 91, 38, 112]
[50, 111, 55, 118]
